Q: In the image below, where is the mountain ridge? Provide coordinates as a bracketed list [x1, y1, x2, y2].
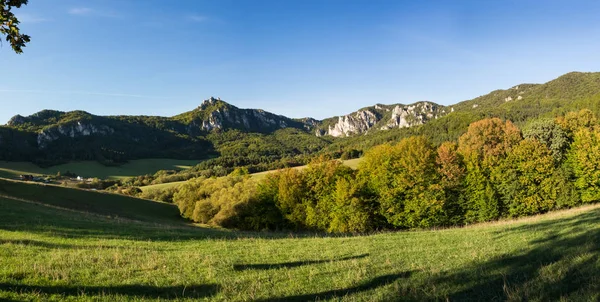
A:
[2, 71, 600, 165]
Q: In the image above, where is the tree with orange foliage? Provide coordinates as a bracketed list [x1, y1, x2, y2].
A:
[458, 118, 522, 222]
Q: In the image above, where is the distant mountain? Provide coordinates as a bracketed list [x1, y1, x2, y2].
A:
[0, 97, 322, 165]
[2, 72, 600, 165]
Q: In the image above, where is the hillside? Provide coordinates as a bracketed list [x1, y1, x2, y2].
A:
[0, 98, 331, 167]
[2, 72, 600, 170]
[325, 71, 600, 151]
[1, 180, 599, 300]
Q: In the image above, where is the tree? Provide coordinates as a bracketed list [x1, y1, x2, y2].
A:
[1, 0, 30, 53]
[570, 128, 600, 203]
[522, 118, 570, 163]
[457, 118, 522, 222]
[498, 138, 557, 216]
[436, 142, 466, 224]
[556, 109, 597, 135]
[358, 136, 444, 228]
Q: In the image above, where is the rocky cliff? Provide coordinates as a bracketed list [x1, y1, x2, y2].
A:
[178, 97, 305, 134]
[316, 101, 447, 137]
[37, 122, 115, 149]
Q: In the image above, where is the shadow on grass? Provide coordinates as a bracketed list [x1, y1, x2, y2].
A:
[258, 271, 412, 302]
[422, 207, 600, 301]
[0, 195, 349, 242]
[233, 254, 369, 271]
[258, 208, 600, 301]
[0, 283, 219, 300]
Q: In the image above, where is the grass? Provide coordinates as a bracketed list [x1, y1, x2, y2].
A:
[1, 180, 600, 301]
[0, 179, 181, 224]
[0, 158, 203, 180]
[140, 157, 365, 193]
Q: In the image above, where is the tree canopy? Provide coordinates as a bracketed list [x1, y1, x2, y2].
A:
[0, 0, 30, 54]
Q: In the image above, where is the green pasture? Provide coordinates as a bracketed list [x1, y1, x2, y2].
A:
[1, 179, 599, 301]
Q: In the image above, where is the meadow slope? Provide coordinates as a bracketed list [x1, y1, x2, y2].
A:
[1, 180, 599, 301]
[0, 159, 203, 180]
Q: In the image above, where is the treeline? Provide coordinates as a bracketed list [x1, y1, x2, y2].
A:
[172, 109, 600, 233]
[116, 128, 355, 190]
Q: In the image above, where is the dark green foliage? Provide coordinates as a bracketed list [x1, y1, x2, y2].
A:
[0, 126, 37, 161]
[75, 178, 119, 190]
[523, 118, 569, 163]
[3, 110, 215, 164]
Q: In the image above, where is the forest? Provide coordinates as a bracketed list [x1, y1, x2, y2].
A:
[171, 109, 600, 233]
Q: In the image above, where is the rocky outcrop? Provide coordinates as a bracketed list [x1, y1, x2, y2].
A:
[322, 101, 446, 137]
[186, 97, 303, 133]
[37, 122, 114, 149]
[380, 102, 443, 130]
[327, 110, 379, 137]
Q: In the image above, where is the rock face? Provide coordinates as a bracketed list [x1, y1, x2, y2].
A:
[37, 122, 114, 149]
[184, 97, 303, 134]
[381, 102, 443, 130]
[327, 110, 380, 137]
[321, 101, 446, 137]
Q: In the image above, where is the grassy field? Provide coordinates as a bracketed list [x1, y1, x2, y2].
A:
[0, 159, 203, 180]
[140, 158, 365, 193]
[1, 179, 599, 301]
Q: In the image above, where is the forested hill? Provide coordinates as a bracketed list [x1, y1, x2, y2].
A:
[1, 72, 600, 165]
[324, 71, 600, 152]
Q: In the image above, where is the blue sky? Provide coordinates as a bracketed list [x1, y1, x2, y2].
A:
[2, 0, 600, 124]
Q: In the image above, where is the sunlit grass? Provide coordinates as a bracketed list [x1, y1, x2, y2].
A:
[1, 180, 599, 301]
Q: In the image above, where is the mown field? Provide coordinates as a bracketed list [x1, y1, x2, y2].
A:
[140, 158, 364, 193]
[0, 159, 203, 180]
[1, 179, 599, 301]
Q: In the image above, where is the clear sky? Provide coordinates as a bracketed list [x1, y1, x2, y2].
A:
[2, 0, 600, 124]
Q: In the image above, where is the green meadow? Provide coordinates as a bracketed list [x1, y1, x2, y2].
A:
[0, 159, 203, 180]
[1, 179, 599, 301]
